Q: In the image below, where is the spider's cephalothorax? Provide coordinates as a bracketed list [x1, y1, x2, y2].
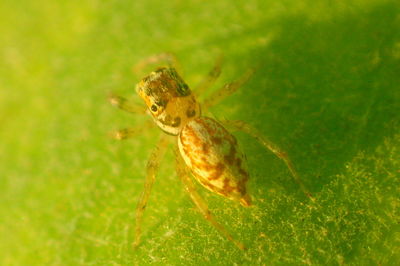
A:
[136, 67, 201, 135]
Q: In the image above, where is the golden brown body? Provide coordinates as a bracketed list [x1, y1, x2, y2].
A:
[178, 117, 251, 206]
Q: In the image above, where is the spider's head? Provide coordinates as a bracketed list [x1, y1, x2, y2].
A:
[136, 67, 200, 135]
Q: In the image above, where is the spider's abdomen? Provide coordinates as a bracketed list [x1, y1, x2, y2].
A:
[178, 117, 251, 206]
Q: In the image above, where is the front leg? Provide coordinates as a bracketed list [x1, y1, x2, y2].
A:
[108, 94, 147, 115]
[194, 55, 223, 96]
[133, 52, 182, 76]
[222, 120, 315, 201]
[202, 68, 255, 112]
[109, 121, 155, 140]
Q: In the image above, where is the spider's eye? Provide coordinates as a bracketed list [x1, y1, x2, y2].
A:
[150, 104, 158, 112]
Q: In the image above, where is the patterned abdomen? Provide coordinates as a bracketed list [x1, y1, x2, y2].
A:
[178, 117, 251, 206]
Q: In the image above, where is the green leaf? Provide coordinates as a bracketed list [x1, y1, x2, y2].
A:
[1, 0, 399, 264]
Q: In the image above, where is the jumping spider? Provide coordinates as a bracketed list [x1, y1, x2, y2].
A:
[109, 53, 313, 250]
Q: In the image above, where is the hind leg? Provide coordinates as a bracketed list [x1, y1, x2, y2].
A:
[222, 120, 315, 201]
[175, 147, 246, 250]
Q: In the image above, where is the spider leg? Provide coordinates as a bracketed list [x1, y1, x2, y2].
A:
[108, 94, 146, 115]
[222, 120, 315, 201]
[133, 52, 182, 76]
[133, 135, 170, 248]
[202, 68, 255, 112]
[194, 55, 223, 96]
[109, 121, 155, 140]
[175, 147, 246, 250]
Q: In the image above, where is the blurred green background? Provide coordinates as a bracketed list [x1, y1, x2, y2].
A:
[1, 0, 399, 265]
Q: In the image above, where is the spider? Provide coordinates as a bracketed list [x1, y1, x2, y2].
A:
[109, 53, 313, 250]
